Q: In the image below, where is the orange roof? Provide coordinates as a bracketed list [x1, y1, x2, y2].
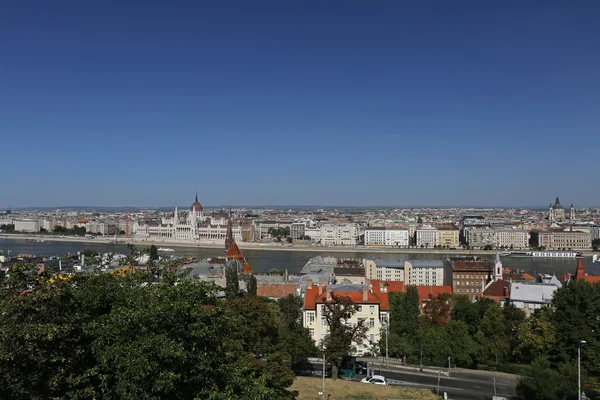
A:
[416, 286, 453, 304]
[575, 259, 600, 283]
[241, 260, 253, 274]
[110, 265, 138, 277]
[303, 284, 382, 309]
[522, 273, 536, 281]
[370, 280, 452, 309]
[226, 242, 244, 260]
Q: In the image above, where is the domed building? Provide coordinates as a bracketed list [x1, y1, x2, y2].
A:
[133, 194, 243, 243]
[548, 197, 566, 221]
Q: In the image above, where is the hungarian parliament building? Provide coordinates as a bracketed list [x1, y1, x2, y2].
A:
[133, 194, 243, 243]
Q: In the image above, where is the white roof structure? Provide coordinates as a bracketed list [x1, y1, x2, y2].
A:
[509, 283, 558, 305]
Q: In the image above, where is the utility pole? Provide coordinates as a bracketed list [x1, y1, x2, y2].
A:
[420, 343, 423, 370]
[385, 323, 389, 366]
[579, 340, 587, 400]
[322, 349, 326, 397]
[493, 377, 497, 397]
[436, 370, 441, 395]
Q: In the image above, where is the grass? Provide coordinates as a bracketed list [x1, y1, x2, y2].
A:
[290, 376, 441, 400]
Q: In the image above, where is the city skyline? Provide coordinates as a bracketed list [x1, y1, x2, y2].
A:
[2, 2, 600, 207]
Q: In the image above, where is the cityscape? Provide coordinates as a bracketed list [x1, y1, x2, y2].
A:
[2, 2, 600, 400]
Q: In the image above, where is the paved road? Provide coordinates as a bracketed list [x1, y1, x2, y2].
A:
[308, 362, 518, 400]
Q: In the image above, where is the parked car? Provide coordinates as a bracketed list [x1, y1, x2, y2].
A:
[355, 361, 368, 375]
[360, 375, 388, 385]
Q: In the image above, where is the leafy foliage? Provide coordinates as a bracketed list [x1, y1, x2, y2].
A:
[225, 264, 240, 299]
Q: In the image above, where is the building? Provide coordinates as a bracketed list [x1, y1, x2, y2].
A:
[509, 283, 559, 317]
[14, 220, 40, 233]
[364, 228, 410, 247]
[590, 225, 600, 242]
[463, 227, 496, 248]
[416, 226, 437, 247]
[530, 229, 591, 250]
[481, 279, 511, 303]
[303, 226, 322, 242]
[549, 197, 566, 221]
[133, 194, 242, 244]
[320, 224, 360, 246]
[257, 282, 300, 299]
[404, 260, 445, 286]
[436, 227, 459, 248]
[451, 257, 501, 301]
[303, 282, 385, 355]
[494, 229, 529, 249]
[364, 258, 404, 281]
[574, 258, 600, 284]
[334, 259, 365, 285]
[291, 222, 306, 240]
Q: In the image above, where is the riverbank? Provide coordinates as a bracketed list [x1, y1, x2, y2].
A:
[2, 233, 598, 256]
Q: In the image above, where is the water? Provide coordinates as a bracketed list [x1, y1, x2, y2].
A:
[0, 238, 585, 277]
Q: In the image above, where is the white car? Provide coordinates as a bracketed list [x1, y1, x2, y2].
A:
[360, 375, 388, 385]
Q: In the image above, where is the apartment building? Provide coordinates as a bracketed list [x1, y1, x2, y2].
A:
[416, 226, 437, 247]
[291, 222, 306, 240]
[451, 258, 501, 301]
[404, 259, 445, 286]
[364, 228, 409, 247]
[436, 227, 459, 248]
[364, 258, 404, 281]
[494, 229, 529, 249]
[320, 224, 360, 246]
[14, 219, 40, 233]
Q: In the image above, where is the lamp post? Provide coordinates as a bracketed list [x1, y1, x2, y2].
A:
[322, 346, 326, 397]
[385, 323, 389, 366]
[579, 340, 587, 400]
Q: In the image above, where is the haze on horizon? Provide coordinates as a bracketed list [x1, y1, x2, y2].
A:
[1, 2, 599, 208]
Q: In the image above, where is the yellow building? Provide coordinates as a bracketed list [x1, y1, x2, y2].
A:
[436, 227, 459, 248]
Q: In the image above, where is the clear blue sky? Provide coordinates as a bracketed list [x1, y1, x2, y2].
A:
[1, 1, 599, 208]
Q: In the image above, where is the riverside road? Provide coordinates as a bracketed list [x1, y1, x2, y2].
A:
[308, 361, 518, 400]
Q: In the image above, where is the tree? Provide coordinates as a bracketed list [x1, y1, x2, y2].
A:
[593, 238, 600, 251]
[276, 295, 317, 362]
[474, 302, 509, 364]
[387, 287, 421, 359]
[0, 264, 296, 399]
[513, 308, 555, 363]
[321, 294, 368, 365]
[0, 223, 15, 233]
[483, 244, 494, 251]
[247, 275, 257, 296]
[516, 358, 577, 400]
[149, 244, 159, 261]
[225, 265, 240, 299]
[421, 294, 452, 329]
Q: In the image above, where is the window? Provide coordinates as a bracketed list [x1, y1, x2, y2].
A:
[309, 328, 314, 338]
[307, 312, 315, 323]
[322, 317, 327, 327]
[370, 305, 375, 314]
[370, 334, 375, 343]
[357, 305, 362, 312]
[369, 318, 375, 328]
[513, 301, 525, 309]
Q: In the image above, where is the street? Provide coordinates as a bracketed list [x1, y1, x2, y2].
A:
[308, 362, 518, 400]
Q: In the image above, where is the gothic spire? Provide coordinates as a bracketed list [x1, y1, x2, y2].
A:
[225, 210, 234, 251]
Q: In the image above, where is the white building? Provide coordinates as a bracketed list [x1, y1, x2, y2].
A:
[133, 194, 242, 243]
[291, 222, 306, 240]
[416, 226, 437, 247]
[303, 226, 322, 242]
[320, 224, 360, 246]
[85, 221, 107, 235]
[364, 228, 409, 247]
[404, 259, 445, 286]
[14, 219, 40, 233]
[40, 219, 56, 232]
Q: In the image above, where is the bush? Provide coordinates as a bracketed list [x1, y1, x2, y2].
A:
[478, 362, 531, 376]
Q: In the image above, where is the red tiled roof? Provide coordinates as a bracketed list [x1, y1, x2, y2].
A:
[452, 261, 493, 271]
[575, 259, 600, 283]
[257, 283, 299, 298]
[241, 261, 253, 274]
[416, 286, 453, 304]
[226, 242, 244, 260]
[482, 279, 510, 298]
[303, 284, 382, 309]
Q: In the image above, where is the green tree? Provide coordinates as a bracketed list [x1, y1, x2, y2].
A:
[225, 265, 240, 299]
[421, 294, 452, 329]
[0, 223, 15, 233]
[321, 293, 368, 366]
[247, 275, 257, 296]
[516, 358, 577, 400]
[513, 308, 555, 363]
[593, 238, 600, 251]
[388, 287, 421, 358]
[82, 249, 98, 258]
[276, 295, 317, 362]
[474, 302, 509, 364]
[149, 244, 159, 261]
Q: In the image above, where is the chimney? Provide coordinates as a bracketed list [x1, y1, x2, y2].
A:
[307, 279, 313, 289]
[379, 281, 385, 293]
[326, 289, 332, 300]
[363, 287, 368, 301]
[318, 284, 323, 296]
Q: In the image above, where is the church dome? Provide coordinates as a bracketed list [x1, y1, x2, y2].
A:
[552, 197, 563, 209]
[190, 193, 203, 212]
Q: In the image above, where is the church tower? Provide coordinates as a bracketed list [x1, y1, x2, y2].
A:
[225, 211, 234, 251]
[570, 203, 575, 220]
[494, 253, 503, 282]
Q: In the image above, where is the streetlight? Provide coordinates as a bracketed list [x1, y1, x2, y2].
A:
[384, 323, 389, 366]
[579, 340, 587, 400]
[322, 344, 326, 398]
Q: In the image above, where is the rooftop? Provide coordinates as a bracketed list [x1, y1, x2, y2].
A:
[407, 259, 445, 268]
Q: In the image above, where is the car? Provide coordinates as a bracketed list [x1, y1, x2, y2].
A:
[360, 375, 388, 385]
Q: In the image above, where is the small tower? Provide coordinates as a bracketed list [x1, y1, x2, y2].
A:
[570, 203, 575, 220]
[225, 211, 234, 251]
[494, 253, 503, 282]
[174, 205, 178, 226]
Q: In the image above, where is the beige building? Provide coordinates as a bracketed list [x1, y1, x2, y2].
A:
[364, 258, 404, 281]
[436, 227, 459, 248]
[404, 260, 445, 286]
[303, 282, 387, 355]
[531, 229, 591, 250]
[495, 229, 529, 249]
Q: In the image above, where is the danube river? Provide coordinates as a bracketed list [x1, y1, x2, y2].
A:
[0, 238, 585, 276]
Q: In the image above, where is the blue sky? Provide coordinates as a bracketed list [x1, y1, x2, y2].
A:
[1, 1, 599, 207]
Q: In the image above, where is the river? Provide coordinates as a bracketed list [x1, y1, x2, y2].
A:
[0, 238, 584, 276]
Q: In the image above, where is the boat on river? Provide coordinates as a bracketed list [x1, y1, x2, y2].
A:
[502, 251, 582, 258]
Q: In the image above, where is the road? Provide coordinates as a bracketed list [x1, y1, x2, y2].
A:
[308, 362, 518, 400]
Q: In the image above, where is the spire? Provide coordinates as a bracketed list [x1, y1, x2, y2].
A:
[195, 192, 199, 203]
[575, 259, 585, 280]
[225, 210, 234, 251]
